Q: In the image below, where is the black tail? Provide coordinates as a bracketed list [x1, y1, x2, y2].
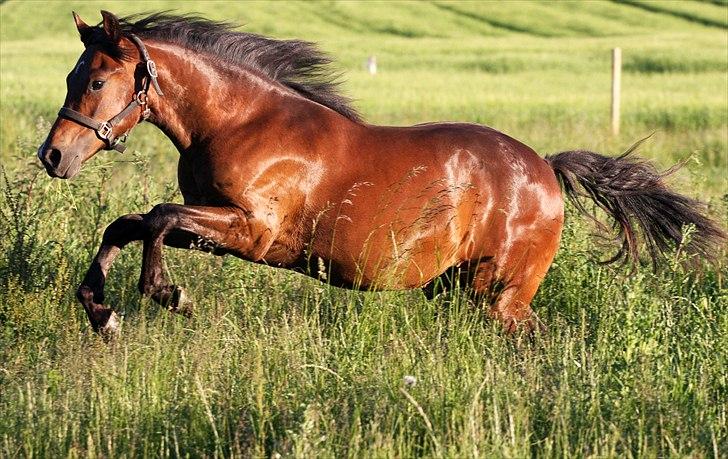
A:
[545, 145, 726, 268]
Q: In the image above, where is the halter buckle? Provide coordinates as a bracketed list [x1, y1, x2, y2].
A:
[147, 60, 158, 78]
[98, 122, 112, 140]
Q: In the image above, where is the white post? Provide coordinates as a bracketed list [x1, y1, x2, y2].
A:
[611, 47, 621, 136]
[367, 55, 377, 75]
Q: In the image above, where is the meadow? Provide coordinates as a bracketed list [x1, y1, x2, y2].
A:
[1, 1, 726, 457]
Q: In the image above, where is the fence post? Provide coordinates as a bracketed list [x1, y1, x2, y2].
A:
[367, 55, 377, 75]
[611, 47, 621, 136]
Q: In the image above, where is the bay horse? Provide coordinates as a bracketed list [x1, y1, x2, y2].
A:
[39, 11, 725, 336]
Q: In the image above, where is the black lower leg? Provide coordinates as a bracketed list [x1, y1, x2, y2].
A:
[78, 214, 145, 334]
[138, 229, 197, 316]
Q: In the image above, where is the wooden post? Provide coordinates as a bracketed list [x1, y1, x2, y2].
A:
[611, 47, 621, 136]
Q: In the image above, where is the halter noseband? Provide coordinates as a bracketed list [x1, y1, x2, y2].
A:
[57, 34, 164, 153]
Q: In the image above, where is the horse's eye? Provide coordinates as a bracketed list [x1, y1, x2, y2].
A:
[90, 80, 105, 91]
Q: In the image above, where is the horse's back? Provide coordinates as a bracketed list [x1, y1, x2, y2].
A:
[363, 121, 557, 187]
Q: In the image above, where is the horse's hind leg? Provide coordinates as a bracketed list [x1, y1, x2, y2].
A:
[471, 238, 559, 334]
[422, 266, 465, 300]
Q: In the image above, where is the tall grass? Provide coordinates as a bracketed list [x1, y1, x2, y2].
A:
[1, 158, 725, 456]
[1, 1, 726, 457]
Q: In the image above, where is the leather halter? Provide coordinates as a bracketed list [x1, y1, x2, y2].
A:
[57, 34, 164, 153]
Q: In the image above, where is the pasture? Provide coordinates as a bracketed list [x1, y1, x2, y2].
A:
[1, 1, 726, 457]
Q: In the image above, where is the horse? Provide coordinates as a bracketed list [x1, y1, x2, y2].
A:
[38, 11, 725, 336]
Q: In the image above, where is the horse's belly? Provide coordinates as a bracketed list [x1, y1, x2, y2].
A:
[317, 191, 486, 290]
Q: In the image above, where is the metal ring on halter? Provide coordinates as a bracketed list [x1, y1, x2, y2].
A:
[135, 90, 151, 119]
[135, 90, 148, 104]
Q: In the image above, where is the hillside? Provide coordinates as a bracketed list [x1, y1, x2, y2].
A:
[2, 1, 726, 186]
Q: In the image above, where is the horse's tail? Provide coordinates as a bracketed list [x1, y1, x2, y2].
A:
[545, 145, 726, 267]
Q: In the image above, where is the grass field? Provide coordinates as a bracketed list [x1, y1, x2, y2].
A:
[1, 1, 727, 457]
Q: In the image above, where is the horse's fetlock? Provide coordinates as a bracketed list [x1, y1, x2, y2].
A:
[138, 281, 153, 296]
[97, 311, 121, 338]
[76, 285, 88, 300]
[77, 285, 94, 303]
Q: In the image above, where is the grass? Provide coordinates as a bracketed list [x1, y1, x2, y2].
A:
[1, 0, 727, 457]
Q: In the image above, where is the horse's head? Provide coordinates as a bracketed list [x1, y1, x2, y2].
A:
[39, 11, 161, 179]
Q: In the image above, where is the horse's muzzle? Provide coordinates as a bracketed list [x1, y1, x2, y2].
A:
[38, 144, 81, 179]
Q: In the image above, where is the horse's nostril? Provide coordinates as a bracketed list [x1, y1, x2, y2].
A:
[48, 148, 62, 168]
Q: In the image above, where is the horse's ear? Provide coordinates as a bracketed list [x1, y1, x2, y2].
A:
[73, 11, 89, 31]
[73, 11, 94, 45]
[100, 10, 121, 43]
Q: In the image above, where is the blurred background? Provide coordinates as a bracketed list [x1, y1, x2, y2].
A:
[2, 1, 726, 192]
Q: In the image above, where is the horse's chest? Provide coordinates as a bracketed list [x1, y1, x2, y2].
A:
[178, 155, 247, 204]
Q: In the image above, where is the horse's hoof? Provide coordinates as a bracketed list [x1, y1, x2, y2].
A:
[98, 311, 121, 339]
[171, 286, 194, 317]
[502, 315, 544, 338]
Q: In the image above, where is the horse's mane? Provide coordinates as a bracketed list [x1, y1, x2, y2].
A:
[91, 12, 361, 122]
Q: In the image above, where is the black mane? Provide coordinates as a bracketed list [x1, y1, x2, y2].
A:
[93, 13, 361, 121]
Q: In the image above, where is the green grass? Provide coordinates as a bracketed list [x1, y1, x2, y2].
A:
[1, 1, 727, 457]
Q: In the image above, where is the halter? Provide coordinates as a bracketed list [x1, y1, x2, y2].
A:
[57, 34, 164, 153]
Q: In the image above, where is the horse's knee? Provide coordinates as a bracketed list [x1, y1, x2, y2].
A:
[102, 213, 144, 245]
[145, 203, 180, 233]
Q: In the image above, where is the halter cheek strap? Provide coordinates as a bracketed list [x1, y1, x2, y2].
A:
[57, 34, 164, 153]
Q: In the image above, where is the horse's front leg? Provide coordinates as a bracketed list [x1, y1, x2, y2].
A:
[138, 203, 272, 315]
[77, 214, 145, 335]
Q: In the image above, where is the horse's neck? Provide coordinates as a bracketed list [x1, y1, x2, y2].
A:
[144, 41, 295, 154]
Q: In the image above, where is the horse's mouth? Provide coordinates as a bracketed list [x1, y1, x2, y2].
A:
[44, 154, 81, 179]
